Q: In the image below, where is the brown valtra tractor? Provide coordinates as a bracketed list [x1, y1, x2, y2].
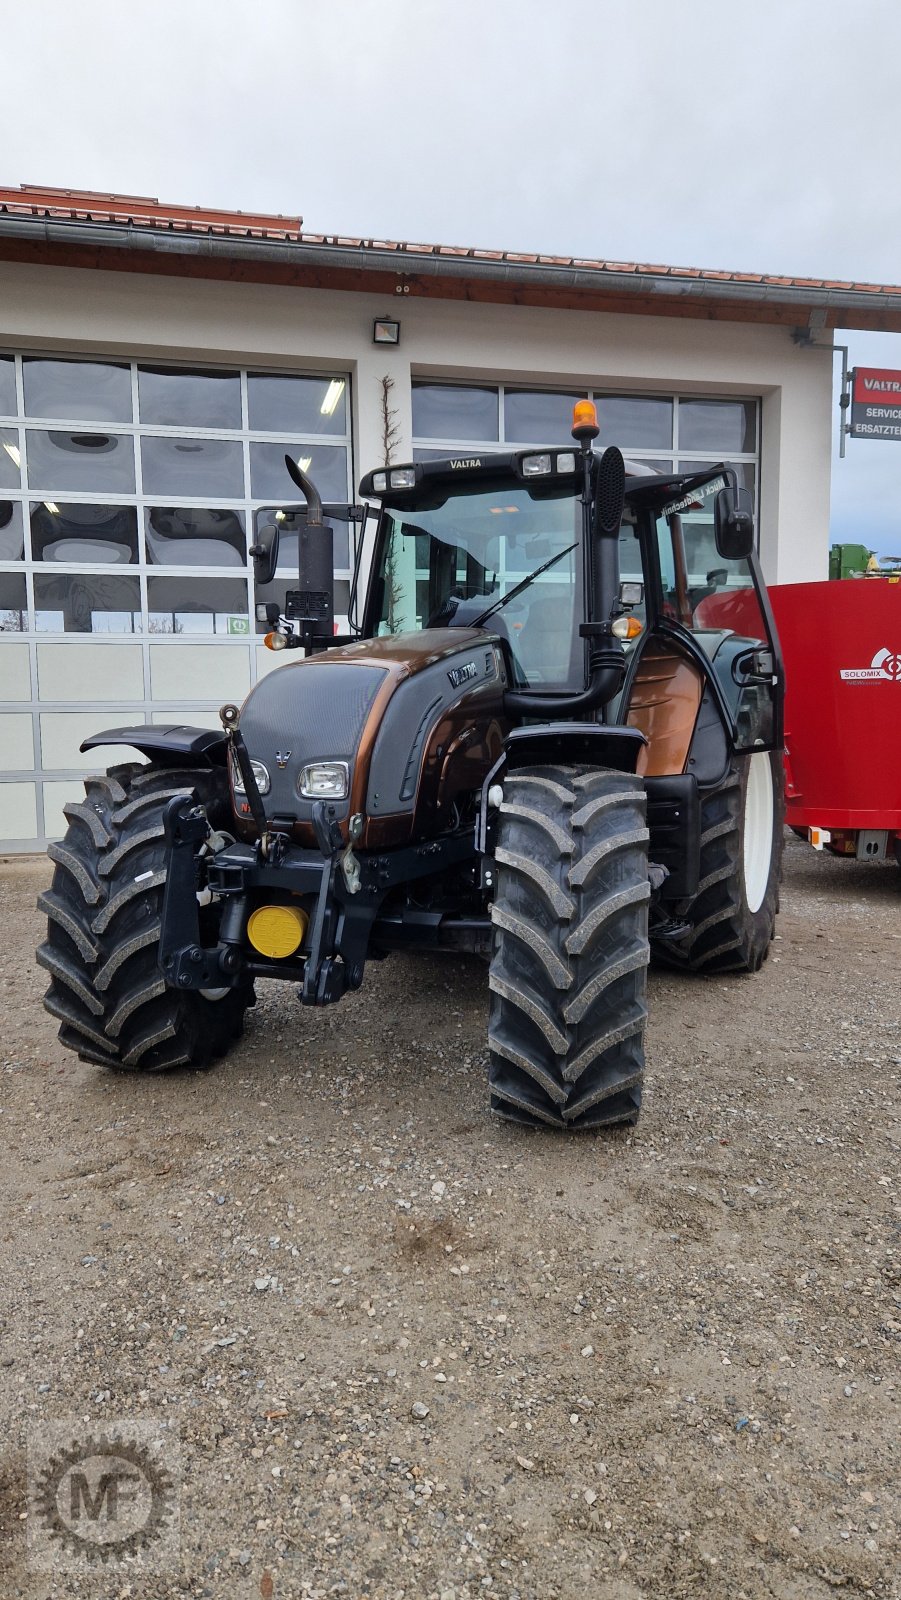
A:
[37, 401, 784, 1130]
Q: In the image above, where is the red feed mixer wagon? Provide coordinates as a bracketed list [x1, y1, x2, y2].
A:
[698, 574, 901, 866]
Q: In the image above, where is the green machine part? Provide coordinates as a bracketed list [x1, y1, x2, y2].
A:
[829, 542, 873, 579]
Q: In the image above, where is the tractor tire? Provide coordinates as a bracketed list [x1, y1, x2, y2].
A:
[656, 748, 783, 975]
[487, 765, 650, 1130]
[38, 761, 253, 1072]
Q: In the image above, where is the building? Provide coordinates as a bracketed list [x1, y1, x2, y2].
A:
[3, 182, 901, 851]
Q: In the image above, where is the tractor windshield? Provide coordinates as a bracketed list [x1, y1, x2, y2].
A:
[370, 483, 588, 689]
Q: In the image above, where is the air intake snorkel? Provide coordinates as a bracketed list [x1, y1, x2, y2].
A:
[503, 410, 628, 717]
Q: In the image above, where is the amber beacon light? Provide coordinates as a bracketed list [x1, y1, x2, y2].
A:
[571, 399, 600, 441]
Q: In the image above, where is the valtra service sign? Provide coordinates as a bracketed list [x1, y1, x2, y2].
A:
[850, 367, 901, 440]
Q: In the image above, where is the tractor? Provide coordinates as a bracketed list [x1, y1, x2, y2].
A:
[38, 400, 784, 1130]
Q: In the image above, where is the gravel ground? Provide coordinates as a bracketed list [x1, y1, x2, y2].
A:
[0, 835, 898, 1600]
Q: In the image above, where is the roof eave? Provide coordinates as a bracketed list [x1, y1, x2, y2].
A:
[1, 214, 900, 331]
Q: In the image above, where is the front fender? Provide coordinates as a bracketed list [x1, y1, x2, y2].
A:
[476, 722, 647, 851]
[80, 723, 228, 767]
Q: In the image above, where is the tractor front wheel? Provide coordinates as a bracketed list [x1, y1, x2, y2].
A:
[487, 764, 650, 1130]
[38, 762, 253, 1072]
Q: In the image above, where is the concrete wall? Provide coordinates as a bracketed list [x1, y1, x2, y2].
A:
[0, 259, 835, 583]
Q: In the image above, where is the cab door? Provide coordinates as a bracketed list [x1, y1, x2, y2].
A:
[652, 488, 783, 753]
[618, 471, 782, 772]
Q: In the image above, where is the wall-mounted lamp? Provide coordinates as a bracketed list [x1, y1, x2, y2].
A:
[372, 318, 400, 346]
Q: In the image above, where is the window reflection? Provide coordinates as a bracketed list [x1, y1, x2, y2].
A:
[1, 428, 21, 489]
[597, 396, 673, 449]
[249, 443, 348, 504]
[0, 572, 27, 631]
[247, 374, 347, 435]
[504, 391, 584, 443]
[31, 502, 139, 564]
[0, 501, 24, 560]
[625, 457, 674, 477]
[678, 400, 757, 452]
[26, 430, 136, 493]
[144, 507, 246, 567]
[22, 359, 132, 423]
[147, 576, 248, 635]
[34, 572, 141, 632]
[138, 367, 242, 429]
[412, 384, 499, 441]
[0, 357, 15, 418]
[141, 435, 245, 498]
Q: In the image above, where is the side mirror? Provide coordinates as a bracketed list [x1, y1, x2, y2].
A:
[714, 485, 755, 561]
[249, 521, 280, 586]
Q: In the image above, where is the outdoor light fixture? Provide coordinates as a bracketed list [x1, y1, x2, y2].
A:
[372, 318, 400, 346]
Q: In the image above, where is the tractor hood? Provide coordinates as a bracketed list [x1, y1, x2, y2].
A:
[236, 629, 509, 848]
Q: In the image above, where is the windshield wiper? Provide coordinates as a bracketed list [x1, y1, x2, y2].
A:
[470, 541, 578, 628]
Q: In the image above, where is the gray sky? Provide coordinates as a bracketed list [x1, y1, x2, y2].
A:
[5, 0, 901, 556]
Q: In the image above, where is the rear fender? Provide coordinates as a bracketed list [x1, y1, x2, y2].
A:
[476, 723, 647, 852]
[80, 724, 228, 767]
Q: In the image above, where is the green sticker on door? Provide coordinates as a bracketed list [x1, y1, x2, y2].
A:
[227, 615, 250, 635]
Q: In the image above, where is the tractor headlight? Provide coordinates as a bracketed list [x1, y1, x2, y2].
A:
[371, 471, 387, 492]
[389, 468, 416, 489]
[297, 761, 350, 800]
[522, 453, 552, 476]
[231, 756, 271, 796]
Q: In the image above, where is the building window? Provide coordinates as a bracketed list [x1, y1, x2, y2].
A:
[412, 381, 760, 505]
[412, 383, 499, 442]
[0, 352, 353, 643]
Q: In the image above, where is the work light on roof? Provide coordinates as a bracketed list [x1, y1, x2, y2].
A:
[522, 453, 552, 476]
[389, 468, 416, 489]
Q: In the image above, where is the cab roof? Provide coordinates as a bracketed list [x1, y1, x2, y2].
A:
[358, 452, 728, 512]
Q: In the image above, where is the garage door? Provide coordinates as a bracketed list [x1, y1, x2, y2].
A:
[0, 354, 352, 848]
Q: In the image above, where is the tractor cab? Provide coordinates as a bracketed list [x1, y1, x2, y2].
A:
[352, 443, 781, 763]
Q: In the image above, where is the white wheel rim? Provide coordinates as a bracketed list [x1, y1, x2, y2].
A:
[743, 751, 774, 914]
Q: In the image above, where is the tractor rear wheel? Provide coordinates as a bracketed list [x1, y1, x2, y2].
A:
[487, 764, 650, 1130]
[38, 762, 253, 1072]
[656, 748, 783, 974]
